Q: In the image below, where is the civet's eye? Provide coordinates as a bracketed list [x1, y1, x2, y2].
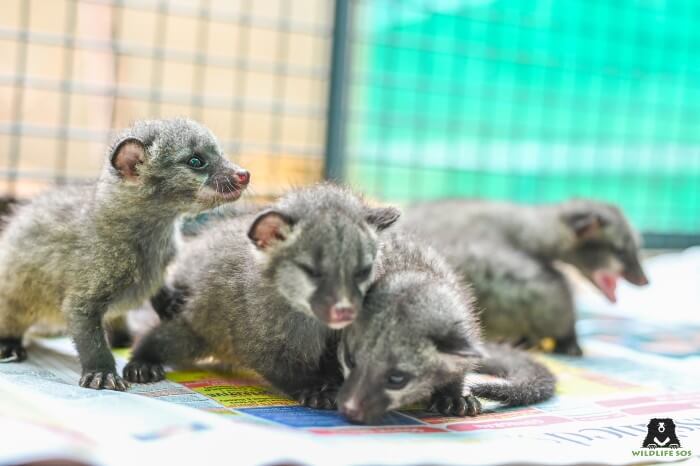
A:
[187, 155, 206, 169]
[386, 371, 411, 390]
[354, 266, 372, 282]
[297, 262, 322, 279]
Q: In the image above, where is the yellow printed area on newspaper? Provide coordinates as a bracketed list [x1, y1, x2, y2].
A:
[167, 371, 220, 383]
[189, 385, 298, 408]
[165, 369, 297, 408]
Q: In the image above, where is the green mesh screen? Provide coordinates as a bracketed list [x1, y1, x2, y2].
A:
[346, 0, 700, 242]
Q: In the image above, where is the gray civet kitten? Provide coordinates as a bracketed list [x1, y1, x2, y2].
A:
[124, 184, 400, 405]
[337, 233, 556, 424]
[399, 199, 648, 356]
[0, 118, 249, 391]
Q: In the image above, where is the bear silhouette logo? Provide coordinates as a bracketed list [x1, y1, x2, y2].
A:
[642, 418, 681, 449]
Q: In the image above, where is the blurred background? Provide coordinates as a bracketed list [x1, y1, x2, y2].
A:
[1, 0, 699, 248]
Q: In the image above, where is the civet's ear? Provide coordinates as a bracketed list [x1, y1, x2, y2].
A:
[366, 206, 401, 231]
[564, 212, 607, 240]
[430, 329, 482, 359]
[247, 210, 295, 250]
[110, 137, 146, 182]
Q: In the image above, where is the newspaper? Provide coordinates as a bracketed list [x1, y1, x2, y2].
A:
[2, 253, 700, 465]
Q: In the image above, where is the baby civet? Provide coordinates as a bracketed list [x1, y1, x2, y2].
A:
[125, 184, 399, 405]
[400, 199, 647, 355]
[0, 118, 249, 390]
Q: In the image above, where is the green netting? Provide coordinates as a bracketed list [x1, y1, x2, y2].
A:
[346, 0, 700, 236]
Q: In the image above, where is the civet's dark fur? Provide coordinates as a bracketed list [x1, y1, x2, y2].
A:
[400, 199, 647, 355]
[337, 233, 556, 424]
[125, 184, 399, 404]
[0, 118, 248, 390]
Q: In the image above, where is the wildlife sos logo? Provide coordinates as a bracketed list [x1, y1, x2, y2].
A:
[643, 418, 681, 449]
[632, 418, 692, 458]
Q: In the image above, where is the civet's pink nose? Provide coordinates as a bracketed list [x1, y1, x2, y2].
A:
[340, 398, 364, 422]
[329, 305, 356, 324]
[234, 169, 250, 186]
